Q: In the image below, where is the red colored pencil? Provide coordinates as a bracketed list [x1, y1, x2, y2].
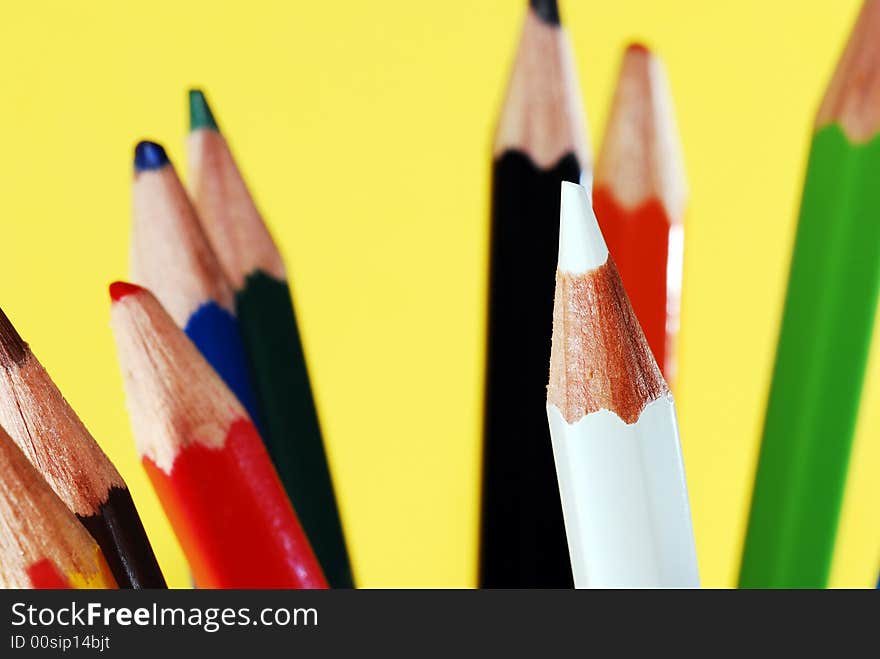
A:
[109, 282, 327, 589]
[0, 424, 117, 589]
[593, 44, 687, 383]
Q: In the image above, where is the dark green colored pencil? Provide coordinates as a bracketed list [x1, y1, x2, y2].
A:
[187, 90, 353, 588]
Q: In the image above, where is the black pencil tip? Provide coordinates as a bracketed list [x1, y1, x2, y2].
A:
[530, 0, 561, 25]
[0, 307, 28, 366]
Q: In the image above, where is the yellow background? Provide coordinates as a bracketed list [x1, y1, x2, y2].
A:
[0, 0, 877, 588]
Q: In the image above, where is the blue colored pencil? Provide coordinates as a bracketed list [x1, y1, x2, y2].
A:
[130, 141, 262, 427]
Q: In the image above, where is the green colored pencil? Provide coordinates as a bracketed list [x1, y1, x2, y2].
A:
[740, 0, 880, 588]
[186, 90, 353, 588]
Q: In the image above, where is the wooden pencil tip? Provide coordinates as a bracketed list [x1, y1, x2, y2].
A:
[134, 141, 170, 173]
[0, 306, 27, 366]
[815, 0, 880, 141]
[109, 281, 145, 303]
[189, 89, 219, 133]
[529, 0, 561, 26]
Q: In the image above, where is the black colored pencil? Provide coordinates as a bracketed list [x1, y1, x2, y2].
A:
[481, 0, 590, 588]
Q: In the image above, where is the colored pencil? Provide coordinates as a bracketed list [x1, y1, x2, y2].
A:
[0, 423, 117, 589]
[186, 89, 352, 588]
[594, 44, 686, 384]
[740, 0, 880, 588]
[481, 0, 589, 587]
[0, 307, 165, 589]
[109, 282, 328, 589]
[130, 140, 262, 426]
[546, 182, 699, 588]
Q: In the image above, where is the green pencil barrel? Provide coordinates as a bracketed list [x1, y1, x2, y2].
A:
[740, 126, 880, 588]
[237, 271, 353, 588]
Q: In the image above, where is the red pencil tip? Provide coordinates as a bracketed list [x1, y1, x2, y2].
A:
[627, 42, 650, 55]
[109, 281, 145, 302]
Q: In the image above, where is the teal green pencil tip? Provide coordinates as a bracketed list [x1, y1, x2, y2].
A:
[189, 89, 219, 132]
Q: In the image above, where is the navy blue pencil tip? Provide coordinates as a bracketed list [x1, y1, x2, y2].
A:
[134, 141, 170, 172]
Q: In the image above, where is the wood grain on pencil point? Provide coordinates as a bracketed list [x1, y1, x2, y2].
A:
[0, 306, 27, 366]
[187, 91, 286, 287]
[110, 281, 145, 302]
[815, 0, 880, 142]
[110, 287, 244, 471]
[493, 4, 589, 168]
[549, 183, 667, 424]
[134, 140, 170, 172]
[0, 305, 164, 588]
[130, 144, 235, 325]
[0, 308, 124, 515]
[0, 426, 116, 589]
[594, 44, 686, 221]
[111, 285, 327, 588]
[593, 45, 686, 383]
[546, 184, 697, 585]
[529, 0, 560, 26]
[548, 261, 668, 424]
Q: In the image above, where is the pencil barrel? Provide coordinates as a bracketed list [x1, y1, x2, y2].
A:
[77, 487, 166, 589]
[593, 190, 680, 382]
[184, 302, 263, 430]
[741, 126, 880, 587]
[237, 271, 353, 588]
[142, 418, 327, 589]
[480, 151, 580, 587]
[547, 400, 698, 587]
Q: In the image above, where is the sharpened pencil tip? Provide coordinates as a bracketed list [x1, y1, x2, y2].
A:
[530, 0, 561, 25]
[109, 281, 145, 303]
[0, 307, 28, 366]
[189, 89, 219, 133]
[558, 182, 609, 274]
[134, 141, 170, 172]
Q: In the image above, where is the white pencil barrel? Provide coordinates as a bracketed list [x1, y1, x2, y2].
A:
[547, 397, 699, 588]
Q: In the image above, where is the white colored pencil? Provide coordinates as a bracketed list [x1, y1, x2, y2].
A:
[545, 181, 699, 588]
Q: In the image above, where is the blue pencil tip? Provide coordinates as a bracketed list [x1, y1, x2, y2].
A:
[134, 141, 170, 172]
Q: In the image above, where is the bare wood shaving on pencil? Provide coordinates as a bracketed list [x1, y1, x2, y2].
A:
[110, 289, 245, 473]
[188, 130, 287, 288]
[815, 0, 880, 142]
[0, 307, 27, 366]
[0, 427, 110, 588]
[594, 46, 687, 222]
[492, 10, 589, 167]
[0, 307, 124, 516]
[131, 165, 236, 326]
[548, 258, 668, 424]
